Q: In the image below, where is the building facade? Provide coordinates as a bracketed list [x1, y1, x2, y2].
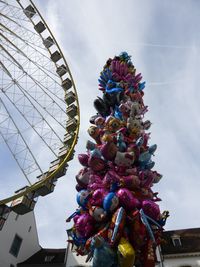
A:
[0, 211, 40, 267]
[161, 228, 200, 267]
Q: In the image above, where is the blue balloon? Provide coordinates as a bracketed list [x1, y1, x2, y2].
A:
[139, 151, 151, 163]
[76, 190, 90, 208]
[138, 81, 146, 91]
[92, 237, 118, 267]
[149, 144, 157, 155]
[103, 192, 119, 213]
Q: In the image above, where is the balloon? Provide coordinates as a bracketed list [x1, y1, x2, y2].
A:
[94, 116, 105, 128]
[76, 190, 90, 208]
[116, 132, 127, 152]
[88, 125, 101, 144]
[89, 206, 107, 222]
[100, 142, 117, 161]
[105, 116, 124, 133]
[76, 168, 91, 187]
[103, 170, 120, 189]
[92, 236, 118, 267]
[121, 175, 140, 189]
[148, 144, 157, 155]
[88, 156, 106, 172]
[86, 140, 96, 151]
[90, 188, 108, 206]
[75, 213, 94, 238]
[142, 200, 160, 221]
[67, 228, 87, 247]
[87, 174, 104, 191]
[127, 210, 147, 249]
[105, 80, 123, 95]
[93, 97, 110, 117]
[139, 151, 151, 164]
[114, 151, 135, 167]
[108, 207, 126, 246]
[78, 153, 89, 167]
[103, 192, 119, 213]
[118, 237, 135, 267]
[116, 188, 139, 210]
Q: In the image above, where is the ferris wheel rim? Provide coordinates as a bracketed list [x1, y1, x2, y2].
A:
[0, 0, 80, 206]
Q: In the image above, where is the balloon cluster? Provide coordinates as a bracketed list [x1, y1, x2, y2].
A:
[66, 52, 169, 267]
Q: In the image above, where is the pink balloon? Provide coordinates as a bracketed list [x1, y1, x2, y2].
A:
[142, 200, 160, 220]
[75, 213, 94, 238]
[116, 188, 139, 210]
[88, 156, 106, 172]
[103, 170, 120, 188]
[90, 188, 109, 206]
[78, 154, 89, 166]
[88, 174, 104, 191]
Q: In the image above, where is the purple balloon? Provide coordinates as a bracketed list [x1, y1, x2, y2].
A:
[88, 174, 104, 191]
[90, 188, 109, 206]
[142, 200, 160, 220]
[116, 188, 139, 210]
[103, 170, 120, 188]
[75, 213, 94, 238]
[78, 154, 89, 166]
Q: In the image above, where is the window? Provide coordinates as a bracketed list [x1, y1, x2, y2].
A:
[9, 234, 23, 257]
[171, 235, 182, 247]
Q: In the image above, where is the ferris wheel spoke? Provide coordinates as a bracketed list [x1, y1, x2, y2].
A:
[0, 97, 43, 183]
[0, 77, 65, 155]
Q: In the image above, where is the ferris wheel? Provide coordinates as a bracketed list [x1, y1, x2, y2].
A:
[0, 0, 80, 226]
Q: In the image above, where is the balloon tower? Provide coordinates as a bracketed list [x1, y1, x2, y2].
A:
[66, 52, 169, 267]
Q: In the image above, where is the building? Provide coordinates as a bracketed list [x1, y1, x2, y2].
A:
[161, 228, 200, 267]
[0, 211, 40, 267]
[17, 248, 67, 267]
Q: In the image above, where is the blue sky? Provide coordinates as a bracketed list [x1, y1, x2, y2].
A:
[2, 0, 200, 248]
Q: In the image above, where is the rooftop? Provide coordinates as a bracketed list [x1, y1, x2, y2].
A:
[161, 227, 200, 255]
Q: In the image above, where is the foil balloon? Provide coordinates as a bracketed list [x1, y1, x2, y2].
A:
[118, 237, 135, 267]
[108, 207, 126, 246]
[76, 190, 90, 208]
[103, 192, 119, 213]
[142, 199, 161, 221]
[89, 206, 107, 222]
[90, 188, 109, 206]
[75, 213, 94, 238]
[100, 141, 118, 160]
[116, 188, 140, 210]
[92, 236, 119, 267]
[78, 153, 89, 167]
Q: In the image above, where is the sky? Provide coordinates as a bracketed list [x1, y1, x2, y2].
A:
[2, 0, 200, 248]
